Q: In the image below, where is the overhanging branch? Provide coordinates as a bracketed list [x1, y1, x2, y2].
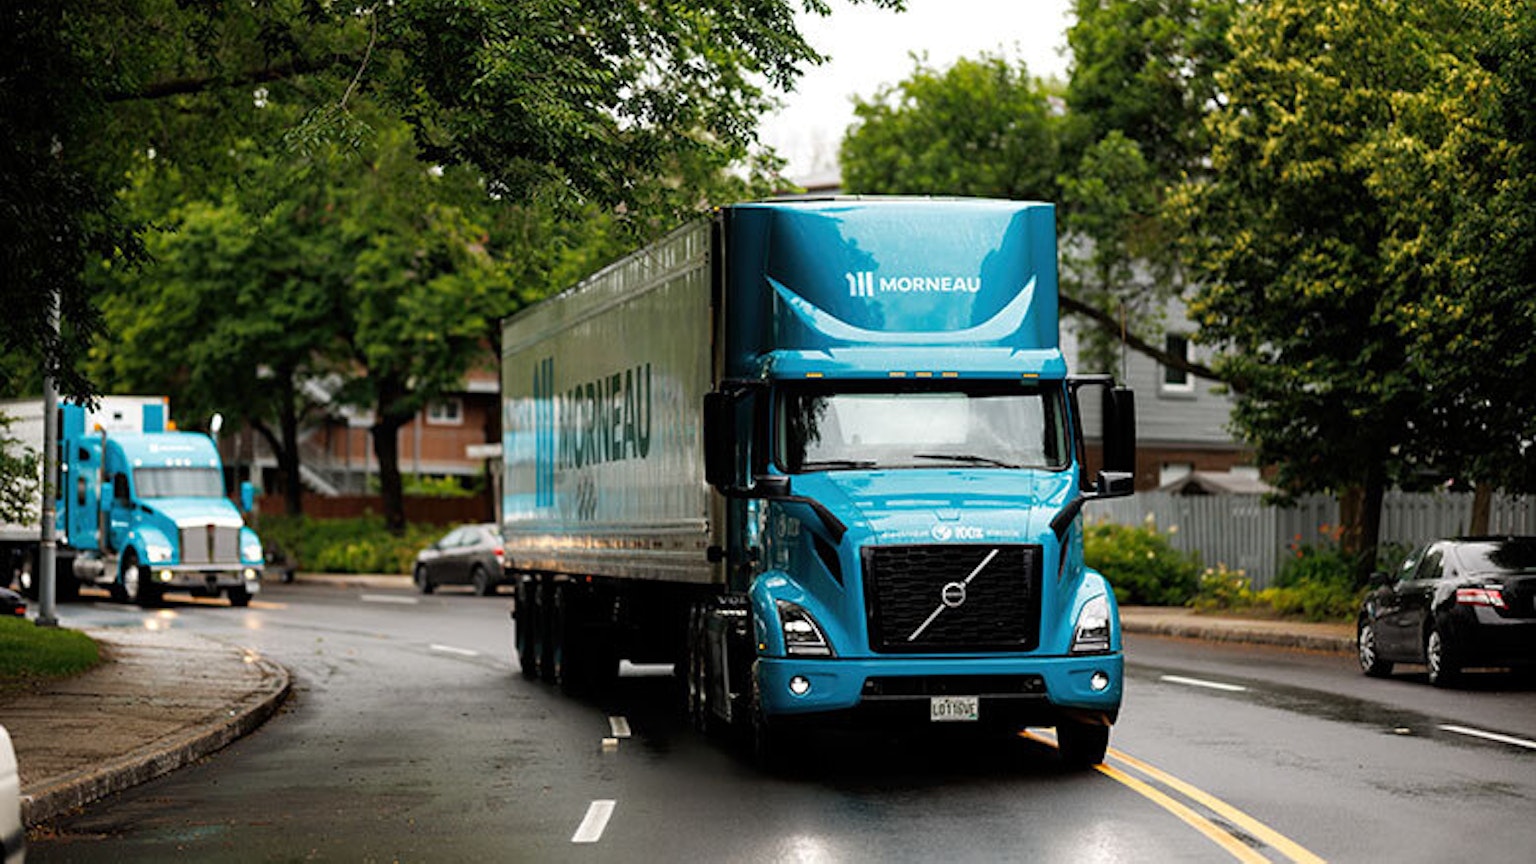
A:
[104, 55, 357, 103]
[1058, 293, 1231, 388]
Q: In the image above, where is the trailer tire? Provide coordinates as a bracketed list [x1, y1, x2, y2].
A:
[514, 575, 539, 680]
[540, 578, 561, 684]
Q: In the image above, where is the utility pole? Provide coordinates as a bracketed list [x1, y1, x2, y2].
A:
[36, 290, 60, 628]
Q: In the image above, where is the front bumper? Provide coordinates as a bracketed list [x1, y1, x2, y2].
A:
[756, 652, 1122, 727]
[142, 564, 262, 592]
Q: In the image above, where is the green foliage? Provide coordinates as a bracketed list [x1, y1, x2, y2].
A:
[0, 619, 101, 691]
[1083, 519, 1202, 606]
[1190, 527, 1366, 622]
[258, 515, 442, 575]
[0, 414, 39, 525]
[840, 53, 1063, 200]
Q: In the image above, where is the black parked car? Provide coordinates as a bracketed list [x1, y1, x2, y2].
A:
[1, 586, 24, 617]
[1358, 536, 1536, 686]
[413, 524, 511, 597]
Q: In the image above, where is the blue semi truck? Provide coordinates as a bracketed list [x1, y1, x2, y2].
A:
[500, 198, 1136, 766]
[0, 396, 265, 607]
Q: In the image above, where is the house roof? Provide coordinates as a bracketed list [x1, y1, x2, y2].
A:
[1157, 471, 1273, 496]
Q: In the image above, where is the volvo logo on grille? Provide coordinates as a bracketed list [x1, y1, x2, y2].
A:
[941, 581, 967, 608]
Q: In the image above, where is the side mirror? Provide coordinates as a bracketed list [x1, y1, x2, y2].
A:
[1368, 571, 1393, 589]
[752, 475, 790, 498]
[239, 481, 256, 514]
[703, 391, 734, 490]
[1102, 387, 1137, 475]
[1094, 471, 1134, 499]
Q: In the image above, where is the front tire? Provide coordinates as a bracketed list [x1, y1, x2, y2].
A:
[227, 586, 252, 607]
[123, 549, 162, 607]
[1057, 720, 1110, 769]
[1358, 619, 1393, 677]
[413, 565, 435, 595]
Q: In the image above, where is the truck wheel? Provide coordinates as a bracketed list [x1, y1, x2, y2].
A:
[686, 603, 721, 734]
[228, 586, 252, 608]
[748, 669, 801, 773]
[14, 550, 39, 600]
[514, 576, 540, 680]
[123, 550, 162, 607]
[1056, 720, 1110, 769]
[471, 565, 494, 597]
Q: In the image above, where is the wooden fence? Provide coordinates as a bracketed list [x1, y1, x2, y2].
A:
[1090, 491, 1536, 589]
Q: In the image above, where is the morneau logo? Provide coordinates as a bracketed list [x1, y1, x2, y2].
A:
[845, 271, 982, 298]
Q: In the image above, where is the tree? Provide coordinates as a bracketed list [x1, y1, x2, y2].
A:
[1363, 0, 1536, 530]
[6, 0, 903, 529]
[840, 53, 1063, 201]
[1170, 0, 1471, 576]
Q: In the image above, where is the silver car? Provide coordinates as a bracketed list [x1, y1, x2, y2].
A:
[1, 724, 24, 864]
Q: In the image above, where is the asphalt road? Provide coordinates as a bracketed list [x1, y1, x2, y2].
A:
[27, 581, 1536, 863]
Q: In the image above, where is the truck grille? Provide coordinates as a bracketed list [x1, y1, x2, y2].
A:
[864, 544, 1041, 653]
[179, 525, 241, 566]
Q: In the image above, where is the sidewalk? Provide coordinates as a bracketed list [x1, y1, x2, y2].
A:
[1, 584, 1352, 828]
[0, 627, 290, 826]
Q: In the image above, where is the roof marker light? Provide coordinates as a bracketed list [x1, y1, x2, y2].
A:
[942, 372, 959, 378]
[805, 372, 823, 378]
[915, 371, 933, 378]
[889, 371, 907, 378]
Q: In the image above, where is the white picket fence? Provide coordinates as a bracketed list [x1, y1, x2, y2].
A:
[1088, 491, 1536, 589]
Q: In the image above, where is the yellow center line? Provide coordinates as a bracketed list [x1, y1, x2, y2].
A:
[1107, 748, 1326, 864]
[1094, 762, 1270, 864]
[1020, 730, 1326, 864]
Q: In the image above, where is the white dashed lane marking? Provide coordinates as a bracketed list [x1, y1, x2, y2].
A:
[360, 594, 419, 605]
[1439, 724, 1536, 751]
[1159, 674, 1249, 693]
[430, 644, 479, 657]
[572, 800, 616, 844]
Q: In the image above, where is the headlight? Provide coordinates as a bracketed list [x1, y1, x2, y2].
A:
[777, 600, 834, 657]
[1071, 595, 1112, 654]
[241, 538, 264, 562]
[145, 543, 174, 563]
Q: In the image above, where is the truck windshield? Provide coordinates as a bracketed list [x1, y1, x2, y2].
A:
[776, 382, 1069, 473]
[135, 467, 224, 498]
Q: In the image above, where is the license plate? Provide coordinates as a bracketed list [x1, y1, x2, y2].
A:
[930, 695, 979, 722]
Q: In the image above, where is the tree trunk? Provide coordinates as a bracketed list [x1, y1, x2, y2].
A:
[371, 374, 414, 535]
[279, 371, 304, 516]
[1469, 483, 1493, 535]
[1339, 461, 1387, 585]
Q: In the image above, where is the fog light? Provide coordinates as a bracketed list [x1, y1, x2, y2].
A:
[1090, 671, 1111, 692]
[157, 570, 174, 583]
[788, 675, 811, 696]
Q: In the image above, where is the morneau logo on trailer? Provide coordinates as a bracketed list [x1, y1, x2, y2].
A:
[845, 271, 982, 298]
[531, 356, 653, 509]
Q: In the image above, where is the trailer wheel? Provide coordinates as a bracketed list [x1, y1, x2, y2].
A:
[514, 575, 540, 680]
[540, 577, 561, 684]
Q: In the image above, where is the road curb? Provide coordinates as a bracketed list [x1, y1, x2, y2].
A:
[19, 652, 291, 826]
[1122, 618, 1355, 656]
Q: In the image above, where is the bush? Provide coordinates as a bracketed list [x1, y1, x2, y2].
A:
[1190, 524, 1367, 621]
[1083, 518, 1202, 606]
[256, 514, 444, 575]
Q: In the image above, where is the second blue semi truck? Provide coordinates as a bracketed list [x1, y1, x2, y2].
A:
[1, 396, 265, 607]
[500, 197, 1136, 766]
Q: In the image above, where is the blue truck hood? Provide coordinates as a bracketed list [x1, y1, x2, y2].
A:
[142, 497, 246, 528]
[789, 469, 1079, 545]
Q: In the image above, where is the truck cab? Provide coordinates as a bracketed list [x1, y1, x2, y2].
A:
[56, 399, 264, 607]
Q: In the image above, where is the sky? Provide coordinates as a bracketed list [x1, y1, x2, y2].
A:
[758, 0, 1076, 181]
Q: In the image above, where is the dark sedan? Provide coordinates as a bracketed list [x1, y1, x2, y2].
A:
[1358, 536, 1536, 686]
[413, 524, 511, 597]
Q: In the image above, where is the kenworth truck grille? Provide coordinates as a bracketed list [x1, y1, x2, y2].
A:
[864, 544, 1042, 653]
[179, 525, 241, 566]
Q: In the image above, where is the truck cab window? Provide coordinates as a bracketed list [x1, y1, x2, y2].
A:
[134, 467, 224, 498]
[776, 383, 1067, 473]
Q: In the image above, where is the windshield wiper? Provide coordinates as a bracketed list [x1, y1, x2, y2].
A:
[912, 453, 1020, 469]
[799, 459, 878, 470]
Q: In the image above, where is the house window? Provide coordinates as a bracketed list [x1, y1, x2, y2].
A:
[426, 398, 464, 426]
[1161, 334, 1195, 394]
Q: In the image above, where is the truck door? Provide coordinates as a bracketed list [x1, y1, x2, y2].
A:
[66, 440, 102, 551]
[105, 471, 134, 554]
